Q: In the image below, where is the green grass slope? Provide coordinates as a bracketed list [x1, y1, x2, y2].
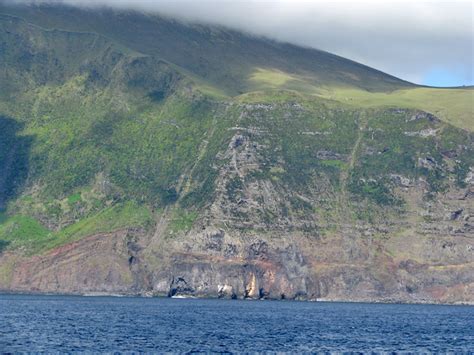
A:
[1, 3, 412, 95]
[318, 87, 473, 132]
[2, 4, 470, 132]
[0, 14, 234, 253]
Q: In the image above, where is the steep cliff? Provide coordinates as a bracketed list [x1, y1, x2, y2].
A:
[0, 5, 473, 303]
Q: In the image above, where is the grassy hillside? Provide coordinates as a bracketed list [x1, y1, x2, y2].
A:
[1, 3, 412, 95]
[0, 5, 472, 258]
[319, 87, 473, 132]
[0, 14, 233, 252]
[2, 4, 470, 131]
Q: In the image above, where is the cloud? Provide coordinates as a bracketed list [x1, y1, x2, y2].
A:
[4, 0, 473, 86]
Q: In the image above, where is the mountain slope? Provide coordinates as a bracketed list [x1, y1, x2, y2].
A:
[2, 3, 472, 130]
[0, 5, 473, 304]
[1, 3, 413, 94]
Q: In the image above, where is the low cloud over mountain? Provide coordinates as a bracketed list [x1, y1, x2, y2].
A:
[3, 1, 473, 86]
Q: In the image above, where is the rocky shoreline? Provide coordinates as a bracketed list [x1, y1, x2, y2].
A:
[2, 290, 473, 307]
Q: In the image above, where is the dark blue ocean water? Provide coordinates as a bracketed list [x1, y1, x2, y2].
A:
[0, 294, 472, 353]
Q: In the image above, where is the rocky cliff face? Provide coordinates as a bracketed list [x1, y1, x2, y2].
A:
[1, 102, 472, 304]
[144, 105, 474, 304]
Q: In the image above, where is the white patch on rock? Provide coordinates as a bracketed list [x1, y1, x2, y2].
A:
[404, 128, 438, 138]
[418, 156, 438, 170]
[389, 174, 412, 187]
[217, 284, 234, 296]
[465, 168, 474, 185]
[154, 280, 170, 294]
[300, 131, 331, 136]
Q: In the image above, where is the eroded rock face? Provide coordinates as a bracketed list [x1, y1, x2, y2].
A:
[2, 230, 146, 294]
[0, 105, 473, 305]
[150, 238, 318, 301]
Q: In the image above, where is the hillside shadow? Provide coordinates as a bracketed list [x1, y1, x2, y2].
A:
[0, 116, 33, 210]
[0, 240, 10, 254]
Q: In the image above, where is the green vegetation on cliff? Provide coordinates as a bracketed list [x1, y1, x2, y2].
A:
[0, 202, 153, 254]
[0, 4, 472, 256]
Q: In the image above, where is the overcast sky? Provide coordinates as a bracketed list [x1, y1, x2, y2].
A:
[6, 0, 474, 87]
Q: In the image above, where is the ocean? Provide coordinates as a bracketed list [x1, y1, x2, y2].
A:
[0, 294, 472, 353]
